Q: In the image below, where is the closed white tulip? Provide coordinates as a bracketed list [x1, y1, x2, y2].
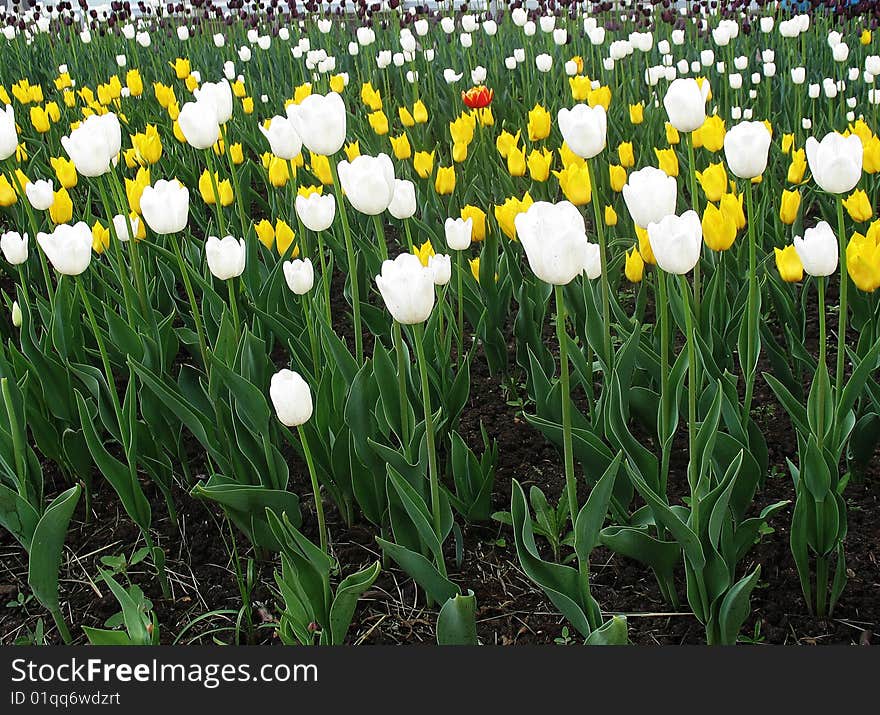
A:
[286, 92, 347, 156]
[25, 180, 54, 210]
[444, 217, 473, 251]
[428, 254, 452, 286]
[375, 253, 435, 324]
[536, 53, 553, 72]
[37, 223, 93, 276]
[295, 193, 336, 232]
[794, 222, 838, 277]
[663, 78, 709, 132]
[557, 104, 607, 159]
[0, 105, 18, 161]
[140, 180, 190, 234]
[61, 114, 119, 177]
[388, 179, 417, 220]
[283, 258, 314, 295]
[111, 214, 139, 242]
[337, 153, 396, 216]
[647, 211, 703, 275]
[805, 132, 863, 194]
[259, 115, 302, 160]
[724, 121, 772, 179]
[583, 244, 602, 280]
[205, 236, 246, 280]
[1, 231, 29, 265]
[622, 167, 678, 228]
[178, 99, 220, 150]
[270, 369, 313, 427]
[514, 201, 592, 286]
[194, 79, 233, 124]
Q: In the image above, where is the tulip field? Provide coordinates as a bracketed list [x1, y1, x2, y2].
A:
[1, 1, 879, 647]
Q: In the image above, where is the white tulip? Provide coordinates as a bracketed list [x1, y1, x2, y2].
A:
[295, 193, 336, 232]
[283, 258, 314, 295]
[259, 115, 302, 160]
[270, 369, 313, 427]
[37, 223, 92, 276]
[337, 154, 396, 216]
[140, 180, 189, 234]
[0, 231, 29, 265]
[724, 121, 772, 179]
[557, 104, 607, 160]
[388, 179, 417, 220]
[647, 211, 703, 275]
[205, 235, 246, 280]
[25, 180, 54, 210]
[375, 253, 435, 324]
[514, 201, 592, 286]
[805, 132, 863, 194]
[794, 222, 839, 276]
[444, 217, 473, 251]
[428, 254, 451, 286]
[623, 167, 678, 229]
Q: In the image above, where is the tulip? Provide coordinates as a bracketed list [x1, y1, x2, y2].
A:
[514, 201, 592, 285]
[140, 180, 189, 234]
[270, 369, 313, 427]
[702, 203, 737, 252]
[696, 163, 728, 203]
[178, 100, 221, 150]
[259, 116, 302, 160]
[25, 179, 54, 210]
[61, 114, 120, 177]
[375, 253, 435, 324]
[623, 167, 678, 228]
[287, 92, 347, 156]
[434, 166, 456, 195]
[843, 190, 873, 223]
[557, 104, 606, 159]
[206, 235, 246, 280]
[445, 217, 473, 250]
[428, 254, 452, 286]
[794, 222, 839, 277]
[625, 247, 644, 282]
[295, 193, 336, 232]
[194, 79, 233, 124]
[805, 133, 863, 194]
[779, 190, 801, 225]
[0, 105, 18, 160]
[388, 179, 417, 220]
[647, 211, 703, 274]
[1, 231, 28, 265]
[337, 153, 395, 215]
[283, 258, 314, 295]
[775, 245, 804, 283]
[527, 105, 551, 142]
[49, 188, 73, 224]
[847, 231, 880, 292]
[663, 78, 709, 133]
[724, 122, 772, 179]
[37, 223, 93, 275]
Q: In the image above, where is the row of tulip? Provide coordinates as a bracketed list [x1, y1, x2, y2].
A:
[0, 3, 878, 645]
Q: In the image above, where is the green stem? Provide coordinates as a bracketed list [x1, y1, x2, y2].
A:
[742, 180, 759, 422]
[657, 271, 671, 496]
[818, 278, 827, 452]
[393, 322, 411, 453]
[686, 133, 702, 324]
[679, 274, 698, 494]
[169, 234, 210, 373]
[585, 159, 612, 367]
[456, 251, 464, 366]
[835, 197, 847, 398]
[297, 425, 328, 555]
[329, 159, 363, 362]
[555, 285, 577, 529]
[412, 322, 446, 578]
[227, 278, 240, 338]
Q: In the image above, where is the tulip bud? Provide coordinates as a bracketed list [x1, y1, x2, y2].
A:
[37, 222, 93, 276]
[647, 211, 703, 274]
[337, 154, 396, 215]
[794, 222, 839, 276]
[283, 258, 314, 295]
[25, 179, 54, 210]
[11, 300, 21, 328]
[388, 179, 417, 220]
[444, 217, 473, 250]
[0, 231, 28, 265]
[270, 369, 313, 427]
[806, 133, 863, 194]
[140, 180, 190, 235]
[428, 254, 452, 285]
[376, 253, 435, 324]
[514, 201, 594, 285]
[295, 193, 336, 232]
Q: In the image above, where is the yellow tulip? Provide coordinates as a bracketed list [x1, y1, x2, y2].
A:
[507, 145, 527, 177]
[494, 193, 534, 240]
[131, 124, 163, 165]
[231, 80, 246, 98]
[30, 106, 50, 133]
[469, 256, 482, 282]
[604, 205, 618, 227]
[125, 167, 150, 214]
[618, 142, 635, 168]
[587, 85, 612, 110]
[665, 122, 680, 145]
[330, 74, 347, 94]
[775, 245, 803, 283]
[267, 157, 292, 188]
[344, 141, 361, 161]
[554, 163, 591, 206]
[477, 107, 494, 127]
[847, 230, 880, 291]
[413, 100, 428, 124]
[63, 90, 76, 108]
[275, 220, 297, 257]
[781, 133, 795, 155]
[788, 149, 807, 184]
[527, 148, 553, 182]
[695, 115, 726, 152]
[200, 170, 234, 204]
[559, 142, 585, 169]
[398, 106, 415, 127]
[292, 83, 313, 105]
[51, 156, 78, 190]
[92, 220, 110, 254]
[413, 240, 435, 266]
[434, 165, 455, 195]
[609, 164, 627, 193]
[843, 189, 873, 222]
[241, 97, 254, 115]
[255, 219, 275, 249]
[720, 192, 746, 230]
[527, 104, 551, 142]
[310, 153, 333, 184]
[495, 130, 521, 159]
[449, 115, 475, 146]
[636, 225, 656, 264]
[655, 148, 679, 177]
[861, 29, 872, 46]
[298, 185, 323, 198]
[702, 203, 737, 252]
[461, 205, 487, 242]
[49, 187, 73, 224]
[569, 75, 590, 101]
[413, 151, 435, 179]
[696, 162, 728, 203]
[863, 135, 880, 174]
[629, 102, 644, 125]
[230, 143, 244, 165]
[0, 176, 16, 206]
[779, 189, 801, 225]
[54, 73, 72, 91]
[453, 141, 469, 163]
[390, 133, 412, 160]
[625, 247, 644, 282]
[170, 58, 191, 80]
[126, 69, 143, 97]
[368, 110, 389, 135]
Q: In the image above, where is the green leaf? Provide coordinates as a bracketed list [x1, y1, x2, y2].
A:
[375, 538, 458, 604]
[584, 615, 628, 645]
[574, 452, 623, 564]
[329, 561, 381, 646]
[27, 485, 81, 619]
[718, 566, 761, 645]
[437, 590, 478, 645]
